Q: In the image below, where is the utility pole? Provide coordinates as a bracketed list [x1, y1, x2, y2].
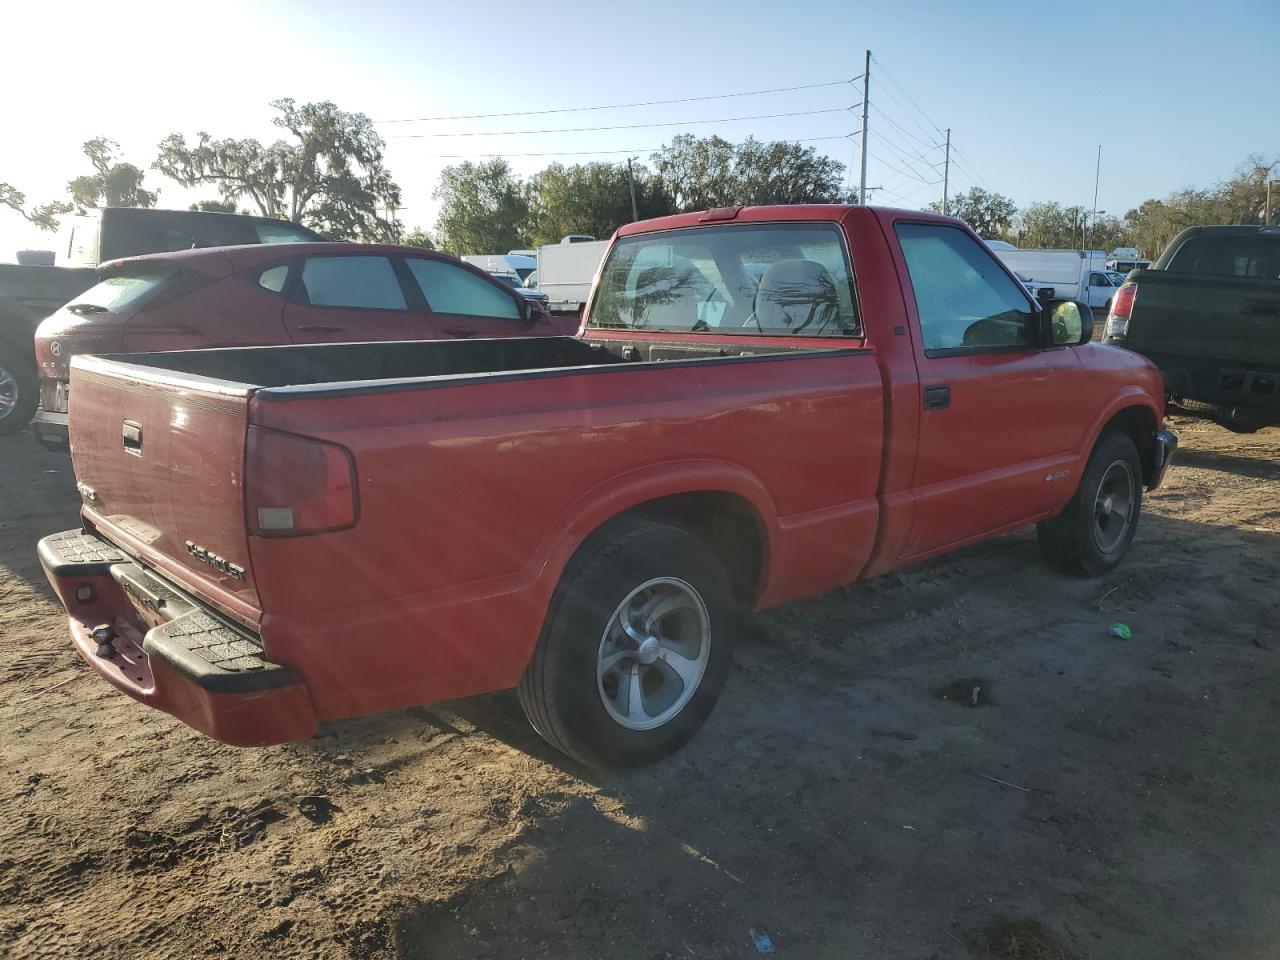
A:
[941, 127, 951, 215]
[1086, 144, 1101, 252]
[625, 157, 639, 222]
[1267, 179, 1278, 226]
[859, 50, 870, 204]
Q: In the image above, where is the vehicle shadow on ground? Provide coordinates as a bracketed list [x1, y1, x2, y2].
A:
[1173, 445, 1279, 480]
[371, 512, 1280, 959]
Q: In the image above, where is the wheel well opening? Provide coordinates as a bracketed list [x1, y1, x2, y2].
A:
[618, 492, 765, 604]
[1103, 406, 1156, 484]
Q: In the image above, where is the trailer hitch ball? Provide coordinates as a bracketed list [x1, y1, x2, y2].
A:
[91, 624, 116, 659]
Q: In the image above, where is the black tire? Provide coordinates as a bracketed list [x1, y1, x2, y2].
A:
[0, 350, 38, 437]
[1037, 431, 1143, 578]
[518, 519, 736, 768]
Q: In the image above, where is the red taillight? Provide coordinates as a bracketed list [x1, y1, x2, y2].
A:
[246, 427, 357, 537]
[1105, 283, 1138, 339]
[1109, 283, 1137, 320]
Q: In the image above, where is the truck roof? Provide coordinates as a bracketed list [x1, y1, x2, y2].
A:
[613, 204, 960, 238]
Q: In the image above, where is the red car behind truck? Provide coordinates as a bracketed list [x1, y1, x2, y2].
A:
[39, 205, 1176, 768]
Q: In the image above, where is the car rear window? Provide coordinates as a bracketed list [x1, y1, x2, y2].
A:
[588, 222, 861, 337]
[1167, 234, 1280, 279]
[68, 270, 174, 313]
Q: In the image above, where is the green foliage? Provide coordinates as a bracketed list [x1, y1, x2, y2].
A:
[189, 199, 239, 214]
[928, 187, 1017, 239]
[154, 99, 401, 241]
[400, 227, 434, 249]
[1123, 155, 1277, 257]
[66, 137, 156, 209]
[433, 159, 530, 254]
[650, 135, 846, 211]
[0, 183, 71, 231]
[527, 161, 673, 246]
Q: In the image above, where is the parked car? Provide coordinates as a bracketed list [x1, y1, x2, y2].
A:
[39, 204, 1174, 767]
[489, 270, 552, 309]
[993, 247, 1118, 311]
[0, 208, 325, 436]
[30, 243, 557, 450]
[1104, 224, 1280, 431]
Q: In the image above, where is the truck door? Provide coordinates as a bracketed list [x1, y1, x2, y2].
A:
[893, 221, 1081, 560]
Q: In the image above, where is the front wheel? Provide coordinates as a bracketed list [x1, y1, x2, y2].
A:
[0, 352, 38, 437]
[518, 519, 736, 768]
[1037, 431, 1143, 577]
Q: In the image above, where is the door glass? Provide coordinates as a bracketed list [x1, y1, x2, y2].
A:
[300, 256, 406, 310]
[405, 258, 521, 319]
[895, 223, 1035, 353]
[257, 264, 290, 294]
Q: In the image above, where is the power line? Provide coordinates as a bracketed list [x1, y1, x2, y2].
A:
[869, 104, 943, 153]
[874, 126, 944, 181]
[386, 105, 857, 139]
[864, 144, 942, 187]
[393, 134, 857, 159]
[375, 77, 862, 124]
[948, 141, 993, 190]
[871, 55, 947, 142]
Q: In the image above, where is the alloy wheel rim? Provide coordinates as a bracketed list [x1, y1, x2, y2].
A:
[596, 577, 711, 731]
[1093, 460, 1135, 553]
[0, 365, 18, 419]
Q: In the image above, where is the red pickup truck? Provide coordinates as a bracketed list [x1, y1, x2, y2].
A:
[39, 205, 1176, 768]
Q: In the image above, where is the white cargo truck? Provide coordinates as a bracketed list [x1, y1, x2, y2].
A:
[531, 239, 610, 312]
[992, 248, 1120, 311]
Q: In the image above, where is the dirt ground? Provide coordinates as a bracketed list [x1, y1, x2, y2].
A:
[1, 418, 1278, 960]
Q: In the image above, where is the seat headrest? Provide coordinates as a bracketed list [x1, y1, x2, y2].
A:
[754, 259, 838, 332]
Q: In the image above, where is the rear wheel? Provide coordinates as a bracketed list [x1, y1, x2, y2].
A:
[518, 519, 736, 768]
[1038, 431, 1143, 577]
[0, 352, 38, 437]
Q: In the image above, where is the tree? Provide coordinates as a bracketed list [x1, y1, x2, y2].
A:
[66, 137, 156, 209]
[0, 183, 71, 231]
[154, 99, 401, 241]
[433, 159, 530, 254]
[189, 199, 239, 214]
[528, 160, 672, 246]
[650, 135, 846, 211]
[401, 227, 434, 249]
[927, 187, 1017, 239]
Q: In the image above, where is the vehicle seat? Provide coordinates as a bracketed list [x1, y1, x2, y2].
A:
[633, 265, 708, 328]
[750, 260, 840, 334]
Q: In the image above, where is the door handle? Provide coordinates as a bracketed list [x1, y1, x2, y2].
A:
[297, 324, 343, 334]
[923, 384, 951, 410]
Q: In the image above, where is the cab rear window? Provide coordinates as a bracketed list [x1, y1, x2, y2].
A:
[1167, 234, 1280, 279]
[69, 271, 174, 313]
[588, 223, 861, 336]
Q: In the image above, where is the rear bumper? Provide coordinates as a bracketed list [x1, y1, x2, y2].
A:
[1147, 429, 1178, 491]
[30, 409, 69, 453]
[38, 529, 318, 746]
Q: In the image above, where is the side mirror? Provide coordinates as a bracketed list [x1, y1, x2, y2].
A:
[1044, 298, 1094, 346]
[516, 295, 534, 323]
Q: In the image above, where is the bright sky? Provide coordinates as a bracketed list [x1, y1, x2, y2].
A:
[2, 0, 1277, 261]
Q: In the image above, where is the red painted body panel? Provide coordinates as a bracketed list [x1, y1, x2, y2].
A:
[48, 205, 1169, 745]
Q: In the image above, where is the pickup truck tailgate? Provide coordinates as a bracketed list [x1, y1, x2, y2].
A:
[68, 355, 261, 624]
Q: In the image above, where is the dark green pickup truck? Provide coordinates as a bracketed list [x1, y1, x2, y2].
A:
[1104, 225, 1280, 432]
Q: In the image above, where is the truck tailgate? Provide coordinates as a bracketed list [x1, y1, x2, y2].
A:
[68, 355, 261, 626]
[1128, 274, 1280, 367]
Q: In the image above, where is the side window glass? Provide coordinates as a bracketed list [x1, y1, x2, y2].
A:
[895, 223, 1035, 354]
[1089, 272, 1108, 286]
[256, 222, 316, 244]
[300, 256, 406, 310]
[404, 258, 521, 319]
[257, 264, 290, 294]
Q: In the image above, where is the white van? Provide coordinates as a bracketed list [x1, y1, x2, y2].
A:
[992, 248, 1120, 310]
[461, 253, 538, 282]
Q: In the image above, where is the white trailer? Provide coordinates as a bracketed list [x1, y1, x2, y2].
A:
[532, 239, 610, 312]
[992, 248, 1120, 311]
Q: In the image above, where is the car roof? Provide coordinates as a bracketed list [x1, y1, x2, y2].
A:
[612, 204, 962, 239]
[100, 242, 468, 273]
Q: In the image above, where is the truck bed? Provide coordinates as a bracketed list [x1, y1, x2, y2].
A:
[100, 334, 837, 392]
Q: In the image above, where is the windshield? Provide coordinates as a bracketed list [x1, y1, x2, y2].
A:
[492, 274, 522, 289]
[68, 270, 174, 313]
[588, 222, 861, 337]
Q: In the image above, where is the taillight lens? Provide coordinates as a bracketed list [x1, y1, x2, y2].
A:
[1106, 283, 1137, 339]
[246, 427, 357, 537]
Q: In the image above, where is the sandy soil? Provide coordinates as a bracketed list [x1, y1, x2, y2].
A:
[1, 418, 1277, 960]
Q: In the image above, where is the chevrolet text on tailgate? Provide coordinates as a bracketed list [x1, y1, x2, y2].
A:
[40, 205, 1177, 768]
